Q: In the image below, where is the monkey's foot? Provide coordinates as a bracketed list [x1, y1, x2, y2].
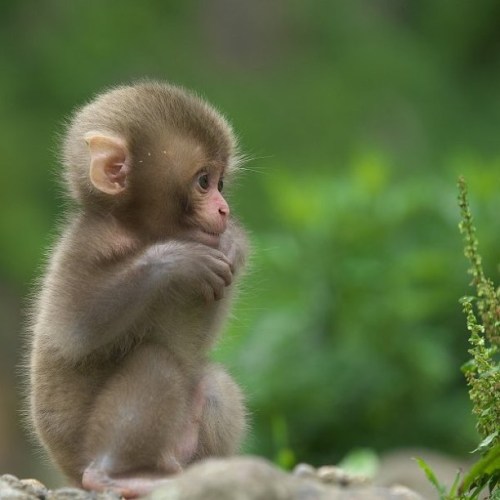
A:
[82, 467, 178, 499]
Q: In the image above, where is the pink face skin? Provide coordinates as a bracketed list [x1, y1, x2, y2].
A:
[188, 170, 229, 248]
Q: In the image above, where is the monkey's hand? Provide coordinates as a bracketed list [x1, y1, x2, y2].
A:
[219, 219, 249, 275]
[143, 242, 233, 302]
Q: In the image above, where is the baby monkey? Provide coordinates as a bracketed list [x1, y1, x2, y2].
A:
[29, 81, 249, 498]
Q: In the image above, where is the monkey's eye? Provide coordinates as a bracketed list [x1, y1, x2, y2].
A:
[197, 173, 210, 190]
[218, 179, 224, 192]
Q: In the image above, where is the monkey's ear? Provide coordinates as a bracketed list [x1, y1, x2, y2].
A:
[85, 132, 129, 195]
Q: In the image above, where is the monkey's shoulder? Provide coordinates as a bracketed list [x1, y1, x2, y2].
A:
[54, 214, 141, 268]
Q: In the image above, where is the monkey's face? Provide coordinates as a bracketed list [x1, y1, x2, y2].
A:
[136, 133, 231, 248]
[150, 133, 231, 248]
[85, 130, 231, 248]
[183, 168, 229, 248]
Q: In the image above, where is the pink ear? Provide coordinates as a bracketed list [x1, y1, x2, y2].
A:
[85, 132, 129, 195]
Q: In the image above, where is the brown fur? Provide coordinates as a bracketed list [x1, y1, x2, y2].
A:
[28, 81, 249, 498]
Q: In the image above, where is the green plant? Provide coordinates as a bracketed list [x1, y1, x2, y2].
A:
[418, 177, 499, 499]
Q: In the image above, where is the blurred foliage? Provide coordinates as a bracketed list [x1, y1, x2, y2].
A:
[220, 165, 498, 465]
[0, 0, 499, 482]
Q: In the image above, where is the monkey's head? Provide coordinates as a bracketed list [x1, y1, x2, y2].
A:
[62, 81, 240, 246]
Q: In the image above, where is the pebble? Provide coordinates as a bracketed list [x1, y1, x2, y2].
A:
[292, 463, 317, 479]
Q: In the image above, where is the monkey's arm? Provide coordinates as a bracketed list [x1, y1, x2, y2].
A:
[49, 240, 232, 360]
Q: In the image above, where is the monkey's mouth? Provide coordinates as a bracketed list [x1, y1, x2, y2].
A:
[197, 229, 222, 247]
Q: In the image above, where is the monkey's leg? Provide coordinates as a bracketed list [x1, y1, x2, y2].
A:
[81, 343, 192, 497]
[195, 363, 247, 460]
[30, 355, 104, 484]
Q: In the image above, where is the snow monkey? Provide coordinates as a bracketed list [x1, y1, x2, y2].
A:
[29, 81, 249, 498]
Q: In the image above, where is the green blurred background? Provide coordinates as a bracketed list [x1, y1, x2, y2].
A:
[0, 0, 499, 486]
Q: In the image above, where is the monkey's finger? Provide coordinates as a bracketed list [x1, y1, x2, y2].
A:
[199, 283, 214, 303]
[213, 251, 232, 268]
[200, 280, 223, 302]
[212, 278, 226, 301]
[204, 270, 228, 296]
[208, 259, 233, 286]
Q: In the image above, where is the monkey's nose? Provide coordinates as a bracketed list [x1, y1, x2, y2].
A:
[218, 200, 230, 217]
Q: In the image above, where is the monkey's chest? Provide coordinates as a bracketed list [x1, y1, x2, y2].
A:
[144, 298, 222, 355]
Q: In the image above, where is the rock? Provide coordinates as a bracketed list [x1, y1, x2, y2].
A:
[0, 474, 121, 500]
[316, 466, 370, 487]
[292, 463, 317, 479]
[46, 487, 122, 500]
[0, 474, 41, 499]
[19, 480, 47, 499]
[147, 456, 422, 500]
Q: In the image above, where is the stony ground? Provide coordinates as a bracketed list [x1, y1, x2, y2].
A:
[0, 457, 422, 500]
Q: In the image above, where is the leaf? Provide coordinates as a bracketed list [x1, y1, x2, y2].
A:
[461, 359, 477, 374]
[471, 431, 498, 453]
[339, 448, 379, 479]
[490, 486, 500, 500]
[448, 469, 462, 497]
[488, 472, 499, 498]
[415, 457, 447, 498]
[460, 443, 500, 495]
